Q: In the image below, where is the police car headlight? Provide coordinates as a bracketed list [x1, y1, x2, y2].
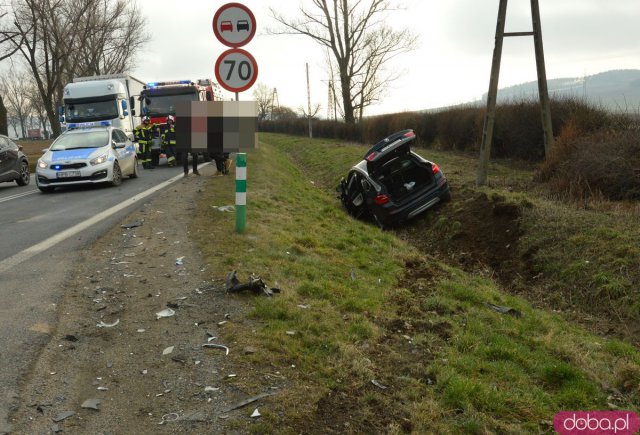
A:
[37, 160, 48, 169]
[90, 154, 108, 165]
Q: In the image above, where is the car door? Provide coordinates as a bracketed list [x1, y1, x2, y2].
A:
[342, 171, 367, 218]
[112, 129, 133, 174]
[0, 136, 15, 182]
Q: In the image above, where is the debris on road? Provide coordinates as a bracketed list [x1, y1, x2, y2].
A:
[81, 399, 101, 410]
[211, 205, 235, 212]
[162, 346, 175, 355]
[52, 411, 75, 422]
[251, 408, 261, 418]
[120, 221, 143, 229]
[96, 319, 120, 328]
[155, 308, 175, 320]
[202, 343, 230, 355]
[175, 256, 185, 265]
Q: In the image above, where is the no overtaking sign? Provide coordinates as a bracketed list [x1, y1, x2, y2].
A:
[212, 2, 256, 48]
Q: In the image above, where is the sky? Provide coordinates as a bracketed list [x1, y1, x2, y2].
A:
[54, 1, 640, 117]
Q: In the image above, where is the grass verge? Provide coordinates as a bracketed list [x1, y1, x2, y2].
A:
[191, 133, 639, 433]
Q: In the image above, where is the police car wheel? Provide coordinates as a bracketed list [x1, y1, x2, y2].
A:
[130, 159, 139, 179]
[111, 162, 122, 186]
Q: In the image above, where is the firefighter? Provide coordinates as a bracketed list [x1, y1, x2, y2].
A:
[161, 115, 177, 167]
[134, 116, 156, 169]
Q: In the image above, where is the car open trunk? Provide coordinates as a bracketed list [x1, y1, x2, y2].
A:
[375, 155, 435, 202]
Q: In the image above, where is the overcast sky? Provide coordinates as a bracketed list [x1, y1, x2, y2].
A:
[134, 0, 640, 116]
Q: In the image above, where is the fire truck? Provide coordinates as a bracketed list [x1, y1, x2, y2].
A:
[139, 79, 224, 165]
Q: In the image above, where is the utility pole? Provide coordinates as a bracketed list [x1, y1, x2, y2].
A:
[270, 88, 279, 120]
[477, 0, 554, 186]
[306, 63, 312, 139]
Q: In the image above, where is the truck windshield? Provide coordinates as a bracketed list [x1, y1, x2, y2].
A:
[143, 92, 199, 116]
[51, 130, 109, 150]
[66, 99, 118, 122]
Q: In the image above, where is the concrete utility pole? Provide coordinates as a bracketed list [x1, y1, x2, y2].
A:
[306, 63, 312, 139]
[477, 0, 554, 186]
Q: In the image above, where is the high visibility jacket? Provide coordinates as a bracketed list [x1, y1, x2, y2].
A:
[134, 123, 155, 144]
[162, 125, 176, 146]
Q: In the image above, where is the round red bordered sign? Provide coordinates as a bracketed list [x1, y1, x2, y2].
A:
[215, 48, 259, 93]
[212, 3, 256, 48]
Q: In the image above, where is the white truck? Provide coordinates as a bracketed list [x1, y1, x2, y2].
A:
[60, 74, 146, 140]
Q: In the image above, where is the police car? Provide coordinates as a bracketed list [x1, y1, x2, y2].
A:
[36, 121, 138, 193]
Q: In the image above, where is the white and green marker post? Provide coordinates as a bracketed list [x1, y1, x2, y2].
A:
[235, 153, 247, 233]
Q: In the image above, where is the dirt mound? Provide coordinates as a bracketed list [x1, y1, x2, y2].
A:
[396, 192, 524, 285]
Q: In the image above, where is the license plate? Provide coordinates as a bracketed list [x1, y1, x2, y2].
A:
[56, 171, 81, 178]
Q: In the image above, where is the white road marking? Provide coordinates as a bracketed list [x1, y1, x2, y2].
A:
[0, 164, 208, 274]
[0, 190, 38, 203]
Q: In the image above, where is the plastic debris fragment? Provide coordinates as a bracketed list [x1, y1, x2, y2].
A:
[163, 346, 174, 355]
[202, 343, 229, 355]
[52, 411, 75, 422]
[251, 408, 261, 418]
[371, 379, 388, 390]
[485, 303, 523, 318]
[81, 399, 101, 410]
[156, 308, 175, 319]
[96, 319, 120, 328]
[121, 221, 143, 229]
[175, 256, 185, 265]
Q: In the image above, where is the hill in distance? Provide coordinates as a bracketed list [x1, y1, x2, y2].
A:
[485, 69, 640, 112]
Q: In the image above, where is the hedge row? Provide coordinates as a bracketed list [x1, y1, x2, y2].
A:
[259, 98, 625, 162]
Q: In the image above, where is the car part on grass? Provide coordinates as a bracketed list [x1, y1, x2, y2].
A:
[202, 343, 230, 355]
[223, 392, 275, 413]
[251, 408, 261, 418]
[485, 302, 523, 318]
[225, 270, 281, 296]
[371, 379, 388, 390]
[155, 308, 175, 319]
[211, 205, 235, 212]
[96, 319, 120, 328]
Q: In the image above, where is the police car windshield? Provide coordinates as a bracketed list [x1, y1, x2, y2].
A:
[50, 130, 109, 151]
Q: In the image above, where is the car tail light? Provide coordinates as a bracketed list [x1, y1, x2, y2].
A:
[432, 163, 441, 175]
[366, 152, 378, 161]
[403, 131, 415, 138]
[374, 194, 390, 205]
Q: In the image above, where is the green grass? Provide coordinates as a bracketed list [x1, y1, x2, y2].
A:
[191, 133, 640, 433]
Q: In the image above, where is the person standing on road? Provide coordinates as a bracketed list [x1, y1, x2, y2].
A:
[161, 115, 177, 167]
[135, 116, 156, 169]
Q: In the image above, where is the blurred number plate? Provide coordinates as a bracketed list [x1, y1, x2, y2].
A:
[57, 171, 81, 178]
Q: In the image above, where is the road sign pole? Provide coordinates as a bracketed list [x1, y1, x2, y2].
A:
[235, 153, 247, 233]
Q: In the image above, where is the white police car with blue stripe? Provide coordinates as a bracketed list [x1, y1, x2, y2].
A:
[36, 121, 138, 193]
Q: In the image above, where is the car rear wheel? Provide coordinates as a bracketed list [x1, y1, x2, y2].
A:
[16, 160, 30, 186]
[129, 159, 139, 179]
[111, 162, 122, 186]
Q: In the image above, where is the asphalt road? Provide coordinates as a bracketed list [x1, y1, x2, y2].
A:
[0, 162, 207, 433]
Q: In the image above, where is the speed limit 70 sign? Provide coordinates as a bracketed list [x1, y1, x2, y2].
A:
[215, 48, 258, 93]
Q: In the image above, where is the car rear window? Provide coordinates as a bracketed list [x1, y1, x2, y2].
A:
[51, 131, 109, 150]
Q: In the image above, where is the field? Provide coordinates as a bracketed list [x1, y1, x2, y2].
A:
[16, 139, 53, 172]
[190, 133, 640, 432]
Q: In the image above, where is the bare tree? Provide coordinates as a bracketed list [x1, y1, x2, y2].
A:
[1, 67, 32, 138]
[26, 81, 49, 137]
[252, 83, 273, 121]
[0, 0, 147, 137]
[270, 0, 417, 123]
[298, 103, 322, 119]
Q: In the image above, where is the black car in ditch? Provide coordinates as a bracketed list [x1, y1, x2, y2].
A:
[337, 129, 449, 229]
[0, 134, 30, 187]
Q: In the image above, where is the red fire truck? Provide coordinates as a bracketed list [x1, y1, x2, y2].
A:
[139, 79, 224, 165]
